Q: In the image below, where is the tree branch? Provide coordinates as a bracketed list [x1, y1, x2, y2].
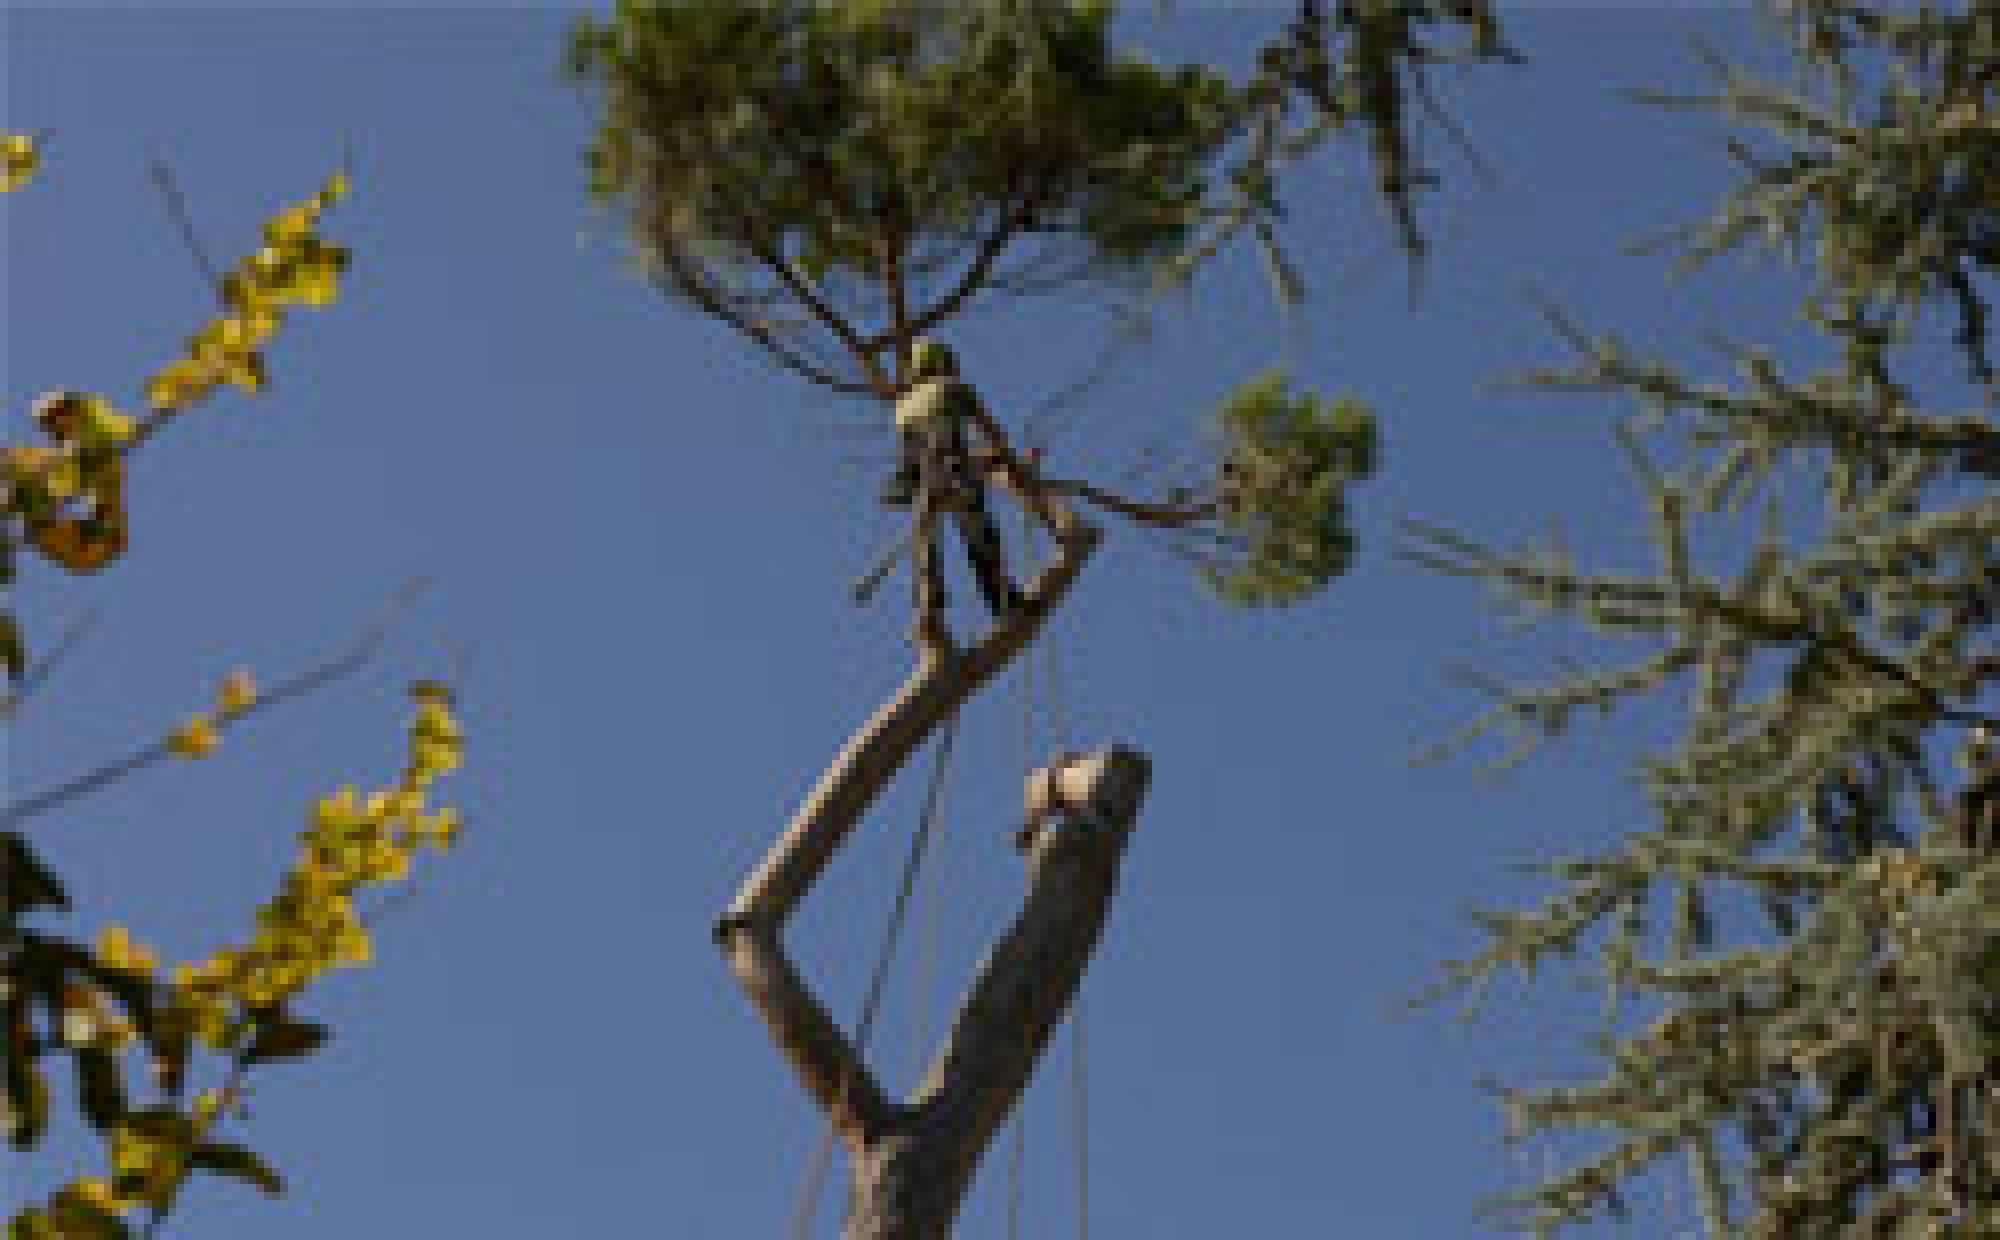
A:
[714, 489, 1099, 1141]
[911, 746, 1151, 1196]
[647, 247, 878, 399]
[719, 920, 893, 1150]
[1041, 476, 1219, 529]
[0, 578, 434, 832]
[861, 178, 1052, 356]
[718, 510, 1097, 935]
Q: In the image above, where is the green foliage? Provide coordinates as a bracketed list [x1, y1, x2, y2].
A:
[1406, 6, 2000, 1234]
[1203, 371, 1377, 607]
[1638, 1, 2000, 388]
[566, 0, 1244, 377]
[565, 1, 1524, 392]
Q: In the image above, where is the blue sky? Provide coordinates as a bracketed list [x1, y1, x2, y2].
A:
[3, 4, 1963, 1236]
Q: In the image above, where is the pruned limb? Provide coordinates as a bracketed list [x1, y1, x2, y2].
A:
[914, 747, 1151, 1175]
[837, 746, 1153, 1238]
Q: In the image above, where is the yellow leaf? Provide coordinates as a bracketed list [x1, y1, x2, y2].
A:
[75, 394, 135, 447]
[262, 203, 318, 247]
[217, 668, 258, 715]
[408, 679, 455, 706]
[41, 458, 81, 501]
[1, 133, 39, 192]
[145, 359, 214, 411]
[168, 714, 219, 758]
[98, 924, 133, 966]
[63, 1177, 126, 1214]
[313, 786, 359, 831]
[223, 350, 268, 394]
[336, 929, 374, 966]
[426, 808, 462, 849]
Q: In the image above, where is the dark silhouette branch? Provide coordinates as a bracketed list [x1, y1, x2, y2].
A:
[0, 578, 435, 832]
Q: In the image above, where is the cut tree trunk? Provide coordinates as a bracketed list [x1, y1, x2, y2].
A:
[716, 486, 1153, 1237]
[840, 747, 1149, 1239]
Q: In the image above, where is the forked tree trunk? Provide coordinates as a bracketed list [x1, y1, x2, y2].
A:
[839, 747, 1149, 1238]
[714, 489, 1152, 1238]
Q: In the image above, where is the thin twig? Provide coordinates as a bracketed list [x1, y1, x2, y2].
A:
[0, 577, 435, 832]
[0, 604, 102, 721]
[148, 158, 224, 303]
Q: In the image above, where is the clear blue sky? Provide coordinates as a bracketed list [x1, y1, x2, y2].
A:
[4, 4, 1961, 1236]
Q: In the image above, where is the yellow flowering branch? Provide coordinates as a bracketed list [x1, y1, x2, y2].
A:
[10, 682, 465, 1233]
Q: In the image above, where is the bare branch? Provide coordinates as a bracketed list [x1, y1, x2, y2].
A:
[0, 605, 102, 721]
[0, 577, 435, 832]
[863, 177, 1053, 356]
[1041, 476, 1218, 529]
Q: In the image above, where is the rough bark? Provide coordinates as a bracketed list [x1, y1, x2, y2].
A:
[716, 476, 1153, 1237]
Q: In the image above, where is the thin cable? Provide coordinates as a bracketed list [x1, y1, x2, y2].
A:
[1006, 1111, 1025, 1240]
[790, 712, 960, 1240]
[1072, 992, 1090, 1240]
[911, 738, 948, 1078]
[148, 159, 224, 302]
[1004, 486, 1048, 1240]
[1024, 486, 1089, 1240]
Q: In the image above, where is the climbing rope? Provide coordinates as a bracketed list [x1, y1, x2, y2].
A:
[1004, 477, 1092, 1240]
[788, 710, 960, 1239]
[1071, 992, 1090, 1240]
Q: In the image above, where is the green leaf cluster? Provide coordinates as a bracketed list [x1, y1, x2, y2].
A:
[1203, 370, 1377, 607]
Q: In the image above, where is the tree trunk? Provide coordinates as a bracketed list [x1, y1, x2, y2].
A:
[715, 486, 1153, 1237]
[841, 747, 1149, 1239]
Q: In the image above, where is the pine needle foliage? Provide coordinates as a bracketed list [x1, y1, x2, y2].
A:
[566, 0, 1244, 394]
[564, 0, 1519, 396]
[1203, 371, 1378, 606]
[1406, 6, 2000, 1236]
[1636, 1, 2000, 393]
[564, 1, 1504, 610]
